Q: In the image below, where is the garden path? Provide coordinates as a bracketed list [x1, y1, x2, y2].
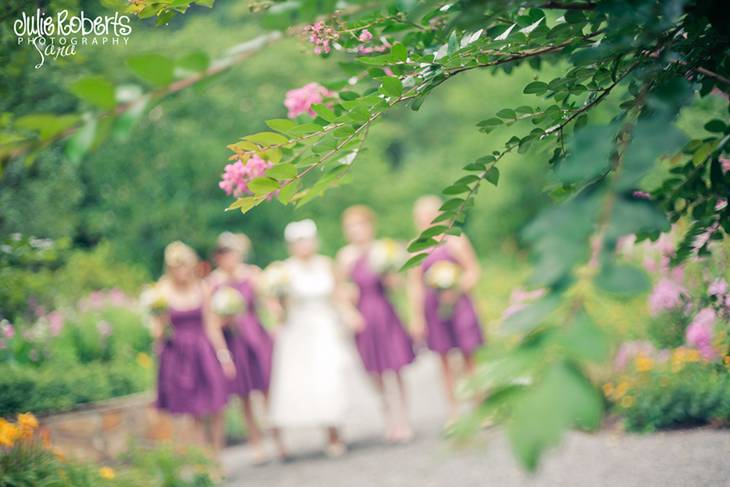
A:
[222, 352, 730, 487]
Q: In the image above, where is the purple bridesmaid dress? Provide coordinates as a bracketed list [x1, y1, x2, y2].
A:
[156, 306, 228, 416]
[421, 246, 484, 355]
[351, 252, 415, 373]
[217, 278, 273, 396]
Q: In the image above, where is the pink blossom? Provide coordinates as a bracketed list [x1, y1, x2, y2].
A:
[648, 277, 685, 315]
[1, 321, 14, 339]
[108, 288, 127, 306]
[633, 190, 651, 200]
[383, 67, 395, 77]
[305, 21, 338, 55]
[97, 320, 112, 338]
[708, 278, 727, 297]
[47, 311, 64, 337]
[283, 82, 335, 119]
[357, 44, 389, 55]
[358, 29, 373, 42]
[219, 154, 273, 197]
[501, 287, 546, 320]
[715, 198, 727, 211]
[685, 307, 717, 360]
[720, 157, 730, 174]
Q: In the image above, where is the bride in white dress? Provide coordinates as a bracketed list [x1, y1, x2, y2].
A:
[268, 219, 363, 458]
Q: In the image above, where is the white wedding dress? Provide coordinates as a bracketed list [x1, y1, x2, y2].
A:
[269, 255, 350, 428]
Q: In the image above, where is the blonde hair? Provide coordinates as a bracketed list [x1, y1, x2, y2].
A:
[163, 241, 198, 269]
[414, 195, 442, 216]
[215, 232, 251, 258]
[342, 205, 376, 225]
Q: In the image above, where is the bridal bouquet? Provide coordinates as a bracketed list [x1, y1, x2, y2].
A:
[425, 260, 462, 320]
[368, 238, 407, 274]
[139, 285, 168, 316]
[263, 261, 290, 297]
[212, 286, 246, 317]
[424, 260, 461, 290]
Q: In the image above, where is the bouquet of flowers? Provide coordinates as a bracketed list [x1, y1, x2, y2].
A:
[263, 261, 290, 298]
[211, 286, 246, 317]
[368, 238, 407, 274]
[139, 285, 168, 316]
[425, 260, 462, 320]
[424, 260, 461, 290]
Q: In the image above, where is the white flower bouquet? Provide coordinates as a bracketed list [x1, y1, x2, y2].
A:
[139, 285, 168, 316]
[424, 260, 461, 290]
[212, 286, 246, 317]
[263, 261, 290, 297]
[368, 238, 407, 274]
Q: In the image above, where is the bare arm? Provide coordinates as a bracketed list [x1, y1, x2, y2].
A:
[407, 266, 426, 339]
[449, 235, 481, 293]
[332, 258, 364, 332]
[201, 282, 235, 377]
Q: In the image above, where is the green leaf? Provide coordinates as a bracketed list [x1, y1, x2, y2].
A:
[557, 312, 609, 363]
[226, 196, 262, 214]
[15, 114, 80, 140]
[265, 118, 298, 134]
[127, 53, 175, 87]
[523, 81, 548, 95]
[506, 362, 602, 471]
[555, 125, 615, 184]
[65, 118, 97, 164]
[266, 163, 297, 179]
[594, 262, 650, 297]
[244, 131, 289, 146]
[485, 166, 500, 186]
[277, 180, 299, 205]
[502, 294, 560, 333]
[497, 108, 516, 119]
[247, 177, 279, 195]
[381, 77, 403, 98]
[68, 76, 116, 110]
[704, 119, 727, 133]
[312, 104, 336, 122]
[407, 238, 438, 252]
[177, 51, 209, 73]
[401, 252, 427, 271]
[390, 43, 407, 62]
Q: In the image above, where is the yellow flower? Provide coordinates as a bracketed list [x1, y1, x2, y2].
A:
[136, 352, 153, 369]
[613, 381, 630, 399]
[620, 395, 635, 408]
[17, 412, 38, 430]
[602, 382, 614, 399]
[684, 349, 701, 362]
[0, 418, 20, 448]
[99, 467, 116, 480]
[724, 355, 730, 367]
[634, 354, 654, 373]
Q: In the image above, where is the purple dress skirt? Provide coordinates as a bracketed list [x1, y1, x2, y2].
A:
[421, 246, 484, 355]
[218, 278, 274, 396]
[156, 306, 228, 416]
[351, 253, 415, 373]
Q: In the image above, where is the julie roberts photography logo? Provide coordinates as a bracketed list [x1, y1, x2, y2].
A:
[14, 9, 132, 69]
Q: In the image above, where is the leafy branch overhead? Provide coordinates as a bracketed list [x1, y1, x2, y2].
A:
[207, 0, 728, 469]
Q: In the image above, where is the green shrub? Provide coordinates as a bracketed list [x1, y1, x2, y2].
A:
[608, 362, 730, 432]
[0, 437, 216, 487]
[646, 309, 692, 349]
[0, 360, 153, 417]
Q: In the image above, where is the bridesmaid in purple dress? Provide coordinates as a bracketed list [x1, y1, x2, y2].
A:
[337, 206, 415, 442]
[408, 196, 484, 422]
[208, 232, 274, 463]
[153, 241, 234, 452]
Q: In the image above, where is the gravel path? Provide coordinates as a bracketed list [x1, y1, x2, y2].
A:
[222, 352, 730, 487]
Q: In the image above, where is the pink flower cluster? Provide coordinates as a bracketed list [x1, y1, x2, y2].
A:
[648, 277, 686, 315]
[614, 340, 663, 370]
[501, 287, 546, 320]
[305, 20, 338, 55]
[219, 154, 272, 197]
[685, 307, 717, 360]
[721, 157, 730, 174]
[284, 82, 335, 119]
[358, 29, 373, 42]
